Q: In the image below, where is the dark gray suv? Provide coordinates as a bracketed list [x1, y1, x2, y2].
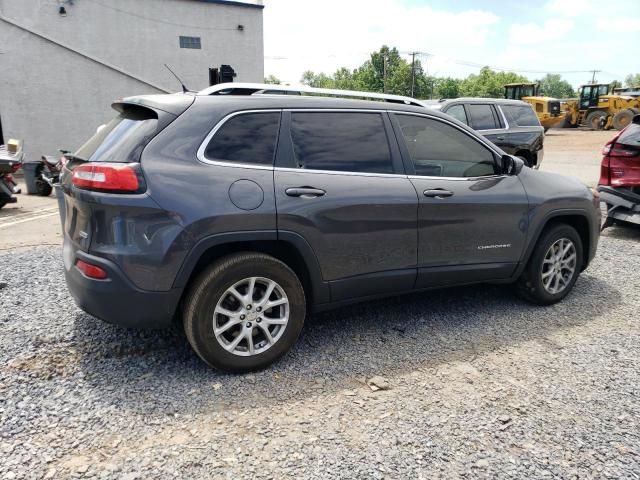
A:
[429, 98, 545, 168]
[60, 86, 600, 372]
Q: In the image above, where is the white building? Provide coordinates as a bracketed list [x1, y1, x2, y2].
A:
[0, 0, 264, 161]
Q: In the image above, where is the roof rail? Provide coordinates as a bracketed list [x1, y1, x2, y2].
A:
[197, 82, 427, 107]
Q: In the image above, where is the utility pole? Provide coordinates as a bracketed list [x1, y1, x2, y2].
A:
[383, 54, 387, 94]
[410, 51, 417, 97]
[590, 69, 601, 84]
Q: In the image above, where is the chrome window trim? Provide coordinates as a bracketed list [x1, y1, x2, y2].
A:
[408, 174, 507, 181]
[196, 109, 282, 169]
[275, 166, 408, 179]
[496, 105, 510, 129]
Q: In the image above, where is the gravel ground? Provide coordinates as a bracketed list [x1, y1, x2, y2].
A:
[1, 226, 639, 479]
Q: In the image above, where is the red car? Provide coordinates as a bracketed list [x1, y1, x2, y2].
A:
[598, 114, 640, 228]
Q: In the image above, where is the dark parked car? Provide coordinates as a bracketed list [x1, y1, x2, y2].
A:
[60, 85, 600, 372]
[428, 98, 545, 168]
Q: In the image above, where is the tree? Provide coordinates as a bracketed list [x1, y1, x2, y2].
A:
[301, 71, 335, 88]
[433, 77, 461, 99]
[458, 67, 530, 98]
[264, 74, 281, 84]
[625, 73, 640, 87]
[537, 74, 575, 98]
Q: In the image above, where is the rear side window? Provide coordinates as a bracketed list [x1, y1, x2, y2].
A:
[290, 112, 393, 174]
[445, 104, 468, 125]
[616, 123, 640, 147]
[75, 107, 159, 163]
[204, 112, 280, 165]
[395, 114, 496, 177]
[467, 104, 499, 130]
[501, 105, 540, 127]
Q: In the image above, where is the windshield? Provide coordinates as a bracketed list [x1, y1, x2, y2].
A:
[75, 107, 158, 163]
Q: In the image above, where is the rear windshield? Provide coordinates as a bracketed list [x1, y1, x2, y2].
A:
[617, 123, 640, 147]
[501, 105, 540, 127]
[75, 106, 158, 163]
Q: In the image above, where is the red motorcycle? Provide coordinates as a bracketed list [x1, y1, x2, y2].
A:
[598, 114, 640, 228]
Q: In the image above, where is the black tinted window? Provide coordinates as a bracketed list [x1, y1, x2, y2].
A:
[618, 123, 640, 146]
[445, 104, 468, 125]
[76, 107, 158, 163]
[396, 114, 496, 177]
[290, 112, 392, 174]
[205, 112, 280, 165]
[468, 104, 499, 130]
[501, 105, 539, 127]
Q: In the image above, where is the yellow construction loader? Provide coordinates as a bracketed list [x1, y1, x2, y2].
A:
[504, 83, 564, 131]
[562, 83, 640, 130]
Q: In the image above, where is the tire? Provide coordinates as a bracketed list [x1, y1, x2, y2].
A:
[561, 115, 577, 128]
[585, 110, 607, 130]
[0, 201, 6, 210]
[612, 109, 635, 131]
[515, 224, 583, 305]
[515, 151, 532, 168]
[34, 166, 53, 196]
[183, 252, 306, 372]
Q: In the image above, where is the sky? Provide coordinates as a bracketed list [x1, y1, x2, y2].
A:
[262, 0, 640, 88]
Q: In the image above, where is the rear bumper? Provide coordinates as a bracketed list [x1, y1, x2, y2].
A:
[598, 186, 640, 225]
[63, 242, 182, 329]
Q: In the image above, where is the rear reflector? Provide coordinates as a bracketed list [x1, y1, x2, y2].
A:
[76, 259, 108, 279]
[72, 162, 140, 192]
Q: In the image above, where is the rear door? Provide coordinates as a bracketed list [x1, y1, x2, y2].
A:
[274, 110, 418, 302]
[390, 112, 529, 288]
[466, 103, 512, 153]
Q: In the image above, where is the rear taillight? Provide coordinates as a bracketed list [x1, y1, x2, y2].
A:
[608, 144, 640, 158]
[72, 162, 142, 193]
[75, 259, 108, 279]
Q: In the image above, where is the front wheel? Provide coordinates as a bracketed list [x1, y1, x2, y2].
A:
[515, 224, 583, 305]
[183, 252, 306, 372]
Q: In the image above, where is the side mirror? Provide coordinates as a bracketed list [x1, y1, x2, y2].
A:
[633, 114, 640, 126]
[501, 154, 525, 175]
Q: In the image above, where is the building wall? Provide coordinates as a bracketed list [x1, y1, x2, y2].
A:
[0, 0, 264, 161]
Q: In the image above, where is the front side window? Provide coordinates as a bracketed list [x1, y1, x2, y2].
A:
[501, 105, 540, 127]
[467, 104, 499, 130]
[395, 114, 497, 178]
[445, 104, 468, 125]
[204, 112, 280, 165]
[290, 112, 393, 174]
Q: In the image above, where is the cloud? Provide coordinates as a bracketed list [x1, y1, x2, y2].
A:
[596, 17, 640, 32]
[545, 0, 592, 17]
[263, 0, 499, 83]
[508, 18, 575, 45]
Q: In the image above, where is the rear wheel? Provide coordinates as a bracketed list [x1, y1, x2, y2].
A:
[183, 252, 306, 372]
[586, 110, 607, 130]
[612, 109, 636, 130]
[515, 224, 583, 305]
[34, 165, 53, 196]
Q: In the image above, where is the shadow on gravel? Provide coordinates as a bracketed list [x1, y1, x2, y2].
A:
[602, 223, 640, 241]
[68, 273, 619, 413]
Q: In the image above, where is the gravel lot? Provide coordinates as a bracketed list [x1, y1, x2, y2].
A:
[1, 224, 639, 479]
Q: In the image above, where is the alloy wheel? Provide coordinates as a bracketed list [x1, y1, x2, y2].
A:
[212, 277, 289, 356]
[541, 238, 577, 295]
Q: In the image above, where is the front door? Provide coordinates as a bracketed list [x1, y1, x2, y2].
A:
[390, 112, 529, 288]
[274, 110, 418, 301]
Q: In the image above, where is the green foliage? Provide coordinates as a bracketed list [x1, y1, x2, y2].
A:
[458, 67, 529, 98]
[625, 73, 640, 87]
[537, 74, 575, 98]
[294, 46, 581, 101]
[264, 75, 281, 85]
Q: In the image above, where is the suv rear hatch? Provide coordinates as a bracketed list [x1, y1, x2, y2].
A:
[60, 94, 193, 268]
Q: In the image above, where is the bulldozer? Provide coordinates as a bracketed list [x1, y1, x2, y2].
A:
[562, 83, 640, 130]
[504, 83, 564, 131]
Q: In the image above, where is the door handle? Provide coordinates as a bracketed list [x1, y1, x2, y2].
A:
[285, 187, 326, 198]
[496, 136, 505, 141]
[423, 188, 454, 198]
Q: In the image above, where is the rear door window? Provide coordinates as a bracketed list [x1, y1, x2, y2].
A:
[445, 104, 468, 125]
[289, 112, 393, 174]
[467, 104, 500, 130]
[501, 105, 540, 127]
[617, 123, 640, 147]
[75, 106, 159, 163]
[204, 112, 281, 165]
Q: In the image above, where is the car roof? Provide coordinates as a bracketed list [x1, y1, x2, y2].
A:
[192, 93, 453, 118]
[435, 97, 531, 107]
